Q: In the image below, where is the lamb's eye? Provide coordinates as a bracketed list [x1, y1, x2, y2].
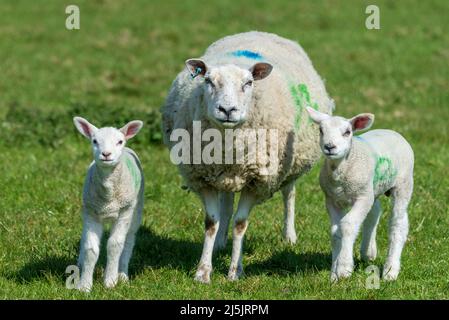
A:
[93, 139, 98, 144]
[205, 78, 214, 87]
[343, 129, 351, 137]
[319, 127, 323, 135]
[117, 140, 123, 145]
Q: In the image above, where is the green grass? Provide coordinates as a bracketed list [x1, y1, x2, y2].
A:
[0, 0, 448, 299]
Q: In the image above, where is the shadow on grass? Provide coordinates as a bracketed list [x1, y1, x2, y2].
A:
[6, 226, 201, 284]
[245, 249, 331, 276]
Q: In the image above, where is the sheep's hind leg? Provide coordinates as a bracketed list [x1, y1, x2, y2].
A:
[361, 199, 381, 262]
[228, 191, 257, 281]
[383, 184, 411, 281]
[281, 181, 297, 244]
[77, 213, 103, 292]
[118, 205, 143, 283]
[195, 189, 220, 284]
[214, 192, 234, 251]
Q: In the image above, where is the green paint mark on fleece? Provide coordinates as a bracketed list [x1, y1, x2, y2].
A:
[289, 83, 319, 131]
[373, 156, 397, 188]
[125, 155, 141, 191]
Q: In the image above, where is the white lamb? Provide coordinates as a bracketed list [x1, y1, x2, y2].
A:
[73, 117, 144, 292]
[162, 31, 334, 283]
[306, 107, 414, 281]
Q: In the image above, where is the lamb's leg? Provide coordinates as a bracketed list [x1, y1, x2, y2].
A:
[281, 181, 297, 244]
[383, 184, 411, 281]
[77, 213, 103, 292]
[331, 197, 373, 281]
[194, 189, 220, 284]
[228, 191, 256, 281]
[118, 204, 143, 282]
[326, 199, 343, 281]
[361, 199, 382, 262]
[104, 213, 133, 288]
[214, 192, 234, 251]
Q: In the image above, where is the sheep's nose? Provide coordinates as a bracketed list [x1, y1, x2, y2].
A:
[324, 143, 336, 151]
[218, 105, 237, 118]
[102, 152, 112, 158]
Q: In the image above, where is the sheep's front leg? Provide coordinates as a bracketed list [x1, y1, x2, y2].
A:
[228, 191, 256, 281]
[281, 181, 297, 244]
[195, 189, 220, 284]
[104, 212, 133, 288]
[332, 197, 373, 281]
[77, 213, 103, 292]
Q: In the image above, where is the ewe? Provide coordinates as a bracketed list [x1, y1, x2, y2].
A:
[162, 31, 334, 283]
[73, 117, 144, 292]
[306, 107, 414, 281]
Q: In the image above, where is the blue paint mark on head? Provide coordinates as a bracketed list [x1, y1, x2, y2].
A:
[230, 50, 263, 60]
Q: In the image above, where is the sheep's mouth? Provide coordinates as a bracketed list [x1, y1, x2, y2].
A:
[217, 119, 240, 127]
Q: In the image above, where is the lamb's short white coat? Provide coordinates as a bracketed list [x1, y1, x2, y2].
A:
[307, 107, 414, 281]
[73, 117, 144, 292]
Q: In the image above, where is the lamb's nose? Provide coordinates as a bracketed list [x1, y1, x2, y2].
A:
[102, 152, 111, 158]
[324, 143, 336, 151]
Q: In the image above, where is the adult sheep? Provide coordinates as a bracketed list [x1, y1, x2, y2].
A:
[162, 31, 334, 283]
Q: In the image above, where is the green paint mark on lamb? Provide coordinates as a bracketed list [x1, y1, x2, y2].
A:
[289, 83, 319, 131]
[373, 156, 397, 188]
[125, 155, 141, 190]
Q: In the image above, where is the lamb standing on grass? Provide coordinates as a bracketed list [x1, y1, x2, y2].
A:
[162, 31, 334, 283]
[73, 117, 144, 292]
[306, 107, 414, 281]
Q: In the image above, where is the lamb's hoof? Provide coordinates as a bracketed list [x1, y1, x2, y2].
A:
[76, 282, 92, 293]
[283, 232, 297, 245]
[118, 272, 129, 283]
[382, 264, 400, 281]
[331, 264, 353, 282]
[104, 276, 118, 289]
[361, 245, 377, 262]
[194, 264, 212, 284]
[227, 265, 243, 281]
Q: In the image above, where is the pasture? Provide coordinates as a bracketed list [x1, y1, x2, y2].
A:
[0, 0, 448, 299]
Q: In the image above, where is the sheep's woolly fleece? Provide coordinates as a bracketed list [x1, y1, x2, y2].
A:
[162, 31, 334, 201]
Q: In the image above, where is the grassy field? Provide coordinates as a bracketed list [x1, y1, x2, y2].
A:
[0, 0, 448, 299]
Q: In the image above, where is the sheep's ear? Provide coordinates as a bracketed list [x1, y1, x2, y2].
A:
[250, 62, 273, 80]
[120, 120, 143, 140]
[73, 117, 97, 139]
[306, 107, 330, 124]
[350, 113, 375, 132]
[185, 59, 207, 78]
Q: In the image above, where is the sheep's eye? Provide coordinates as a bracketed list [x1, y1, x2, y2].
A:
[205, 78, 214, 87]
[117, 140, 123, 145]
[319, 127, 323, 135]
[343, 129, 351, 137]
[93, 139, 98, 144]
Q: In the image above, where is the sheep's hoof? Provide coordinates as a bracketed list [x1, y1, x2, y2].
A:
[194, 264, 211, 284]
[104, 276, 118, 289]
[227, 265, 243, 281]
[118, 272, 129, 283]
[283, 232, 297, 245]
[361, 244, 377, 262]
[382, 264, 400, 281]
[331, 264, 353, 282]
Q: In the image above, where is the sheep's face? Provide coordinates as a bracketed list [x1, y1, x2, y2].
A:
[73, 117, 143, 168]
[186, 59, 273, 128]
[306, 107, 375, 160]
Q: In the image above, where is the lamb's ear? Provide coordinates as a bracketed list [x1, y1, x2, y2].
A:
[306, 107, 330, 124]
[73, 117, 97, 139]
[185, 59, 207, 78]
[350, 113, 375, 132]
[120, 120, 143, 140]
[250, 62, 273, 80]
